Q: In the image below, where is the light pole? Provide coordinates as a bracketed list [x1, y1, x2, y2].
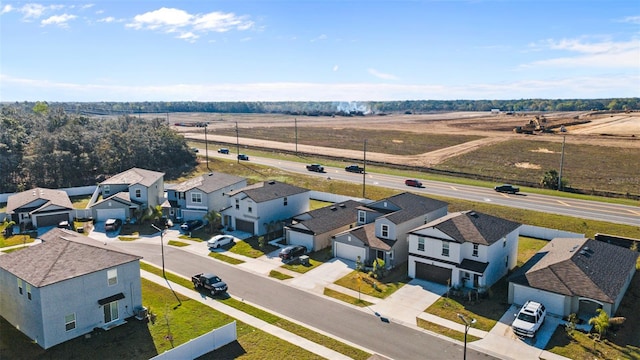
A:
[558, 134, 566, 191]
[457, 313, 476, 360]
[150, 224, 166, 278]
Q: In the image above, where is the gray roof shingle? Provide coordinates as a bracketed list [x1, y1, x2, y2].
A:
[101, 167, 164, 187]
[509, 238, 638, 303]
[171, 172, 245, 193]
[6, 188, 73, 214]
[367, 192, 448, 224]
[228, 180, 308, 203]
[0, 228, 141, 287]
[290, 200, 361, 234]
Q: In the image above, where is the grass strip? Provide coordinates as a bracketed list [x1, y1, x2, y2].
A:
[323, 288, 373, 307]
[417, 318, 481, 343]
[269, 270, 293, 280]
[209, 252, 246, 264]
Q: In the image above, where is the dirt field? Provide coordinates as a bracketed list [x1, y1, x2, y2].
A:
[164, 111, 640, 168]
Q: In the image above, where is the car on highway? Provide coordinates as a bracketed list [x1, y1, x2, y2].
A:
[180, 219, 204, 232]
[279, 245, 306, 261]
[345, 164, 365, 173]
[306, 164, 325, 173]
[207, 234, 235, 249]
[494, 184, 520, 194]
[237, 154, 249, 161]
[404, 179, 423, 188]
[512, 301, 546, 338]
[218, 148, 229, 154]
[104, 218, 123, 232]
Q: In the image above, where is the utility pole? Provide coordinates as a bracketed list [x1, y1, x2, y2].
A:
[558, 135, 566, 191]
[295, 117, 298, 155]
[204, 123, 210, 171]
[362, 139, 367, 198]
[150, 224, 166, 278]
[235, 121, 240, 164]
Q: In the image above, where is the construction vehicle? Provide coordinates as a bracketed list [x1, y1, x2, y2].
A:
[514, 115, 546, 134]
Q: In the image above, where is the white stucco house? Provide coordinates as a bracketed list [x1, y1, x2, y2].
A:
[89, 167, 165, 221]
[221, 180, 309, 236]
[0, 228, 143, 349]
[508, 237, 638, 318]
[332, 192, 449, 268]
[166, 172, 247, 222]
[407, 210, 521, 290]
[5, 188, 74, 228]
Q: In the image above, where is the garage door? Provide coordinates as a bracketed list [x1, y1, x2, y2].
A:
[512, 283, 567, 316]
[235, 219, 254, 234]
[415, 262, 452, 285]
[35, 213, 70, 227]
[335, 242, 366, 262]
[95, 208, 126, 222]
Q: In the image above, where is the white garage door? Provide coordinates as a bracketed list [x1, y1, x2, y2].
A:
[289, 232, 314, 252]
[512, 283, 567, 316]
[335, 242, 366, 262]
[95, 208, 126, 221]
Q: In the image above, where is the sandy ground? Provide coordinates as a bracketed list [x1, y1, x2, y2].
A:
[165, 111, 640, 167]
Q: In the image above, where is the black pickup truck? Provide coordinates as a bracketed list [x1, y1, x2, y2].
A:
[192, 273, 228, 295]
[345, 164, 365, 173]
[306, 164, 325, 172]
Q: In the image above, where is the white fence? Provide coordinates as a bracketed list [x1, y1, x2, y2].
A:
[519, 224, 583, 240]
[151, 321, 237, 360]
[0, 185, 97, 204]
[309, 190, 372, 204]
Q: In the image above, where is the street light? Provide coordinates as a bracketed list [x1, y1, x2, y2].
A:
[458, 313, 476, 360]
[150, 224, 166, 278]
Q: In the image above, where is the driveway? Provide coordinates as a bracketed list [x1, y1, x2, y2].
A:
[370, 279, 447, 325]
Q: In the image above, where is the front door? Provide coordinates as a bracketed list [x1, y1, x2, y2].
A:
[103, 301, 119, 323]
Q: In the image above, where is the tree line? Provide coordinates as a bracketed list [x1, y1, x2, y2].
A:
[0, 104, 197, 194]
[5, 97, 638, 117]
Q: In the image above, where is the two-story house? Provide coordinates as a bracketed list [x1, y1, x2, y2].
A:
[0, 228, 143, 349]
[89, 168, 164, 221]
[6, 188, 74, 228]
[166, 172, 247, 222]
[285, 200, 361, 252]
[222, 180, 309, 236]
[407, 210, 521, 290]
[332, 192, 448, 268]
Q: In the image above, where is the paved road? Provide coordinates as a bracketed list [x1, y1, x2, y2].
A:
[204, 149, 640, 227]
[119, 241, 499, 360]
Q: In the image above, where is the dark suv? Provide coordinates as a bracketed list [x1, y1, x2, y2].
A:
[279, 245, 306, 261]
[306, 164, 325, 172]
[345, 164, 365, 173]
[494, 184, 520, 194]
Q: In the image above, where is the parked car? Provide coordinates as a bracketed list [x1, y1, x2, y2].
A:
[57, 220, 71, 229]
[192, 273, 228, 296]
[494, 184, 520, 194]
[345, 164, 365, 173]
[207, 234, 235, 249]
[306, 164, 325, 172]
[218, 148, 229, 154]
[279, 245, 306, 261]
[180, 219, 204, 232]
[405, 179, 423, 187]
[237, 154, 249, 161]
[512, 301, 546, 338]
[104, 218, 123, 231]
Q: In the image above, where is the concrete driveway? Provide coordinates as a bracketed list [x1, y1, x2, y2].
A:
[370, 279, 447, 325]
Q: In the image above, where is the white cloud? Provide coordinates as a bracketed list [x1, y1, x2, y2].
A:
[97, 16, 115, 23]
[368, 68, 398, 80]
[522, 38, 640, 69]
[333, 65, 339, 72]
[41, 14, 77, 27]
[21, 3, 48, 19]
[126, 7, 253, 41]
[619, 15, 640, 24]
[311, 34, 327, 42]
[1, 4, 13, 14]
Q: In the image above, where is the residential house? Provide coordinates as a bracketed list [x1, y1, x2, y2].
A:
[0, 228, 143, 349]
[6, 188, 73, 228]
[407, 211, 521, 290]
[285, 200, 361, 252]
[89, 168, 164, 221]
[508, 237, 638, 317]
[222, 180, 309, 236]
[332, 192, 448, 268]
[166, 172, 247, 222]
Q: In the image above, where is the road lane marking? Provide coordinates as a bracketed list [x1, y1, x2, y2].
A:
[557, 200, 571, 207]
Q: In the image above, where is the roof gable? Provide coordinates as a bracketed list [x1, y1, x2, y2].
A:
[0, 228, 141, 287]
[6, 188, 73, 213]
[414, 210, 521, 245]
[229, 180, 308, 203]
[291, 200, 360, 234]
[101, 167, 164, 187]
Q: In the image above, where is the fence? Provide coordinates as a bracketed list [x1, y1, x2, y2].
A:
[519, 224, 584, 240]
[151, 321, 237, 360]
[309, 190, 372, 204]
[0, 185, 97, 204]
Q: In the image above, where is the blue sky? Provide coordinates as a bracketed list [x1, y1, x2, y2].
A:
[1, 0, 638, 101]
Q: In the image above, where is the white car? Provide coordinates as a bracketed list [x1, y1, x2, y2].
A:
[207, 235, 235, 249]
[512, 301, 546, 338]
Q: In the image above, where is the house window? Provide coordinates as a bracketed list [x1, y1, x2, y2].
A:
[358, 210, 366, 223]
[381, 224, 389, 238]
[17, 278, 23, 295]
[191, 193, 202, 203]
[503, 238, 506, 247]
[418, 237, 425, 251]
[505, 255, 509, 268]
[103, 185, 110, 195]
[107, 268, 118, 286]
[248, 206, 252, 213]
[473, 244, 479, 257]
[442, 242, 449, 257]
[178, 192, 185, 200]
[283, 197, 288, 206]
[65, 313, 76, 331]
[135, 189, 141, 198]
[26, 284, 32, 300]
[103, 301, 119, 323]
[235, 199, 239, 210]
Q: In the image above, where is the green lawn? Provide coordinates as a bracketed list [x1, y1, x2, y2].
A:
[268, 270, 293, 280]
[323, 288, 373, 307]
[227, 236, 279, 258]
[168, 240, 190, 247]
[209, 251, 246, 264]
[281, 248, 333, 274]
[417, 318, 481, 343]
[334, 264, 410, 299]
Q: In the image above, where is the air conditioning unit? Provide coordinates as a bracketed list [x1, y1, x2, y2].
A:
[134, 306, 148, 321]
